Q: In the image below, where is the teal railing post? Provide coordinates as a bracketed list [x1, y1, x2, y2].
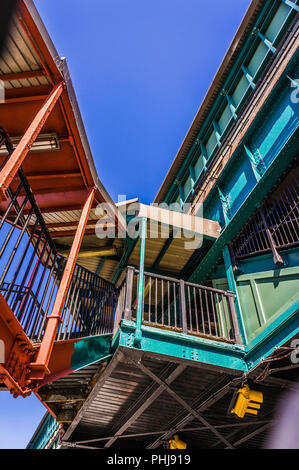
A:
[134, 217, 147, 346]
[222, 245, 247, 345]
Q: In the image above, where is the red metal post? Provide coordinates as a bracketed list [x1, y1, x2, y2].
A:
[29, 188, 96, 380]
[0, 82, 64, 198]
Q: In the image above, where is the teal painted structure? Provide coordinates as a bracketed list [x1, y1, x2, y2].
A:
[27, 414, 59, 449]
[29, 0, 299, 449]
[45, 0, 299, 386]
[70, 334, 112, 371]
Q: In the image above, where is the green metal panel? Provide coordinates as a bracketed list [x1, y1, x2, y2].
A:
[244, 300, 299, 369]
[238, 280, 263, 338]
[163, 0, 297, 205]
[236, 265, 299, 342]
[232, 75, 250, 107]
[218, 104, 233, 134]
[183, 175, 192, 200]
[265, 2, 291, 43]
[247, 41, 269, 78]
[256, 102, 297, 168]
[205, 130, 218, 159]
[193, 154, 204, 180]
[70, 334, 112, 371]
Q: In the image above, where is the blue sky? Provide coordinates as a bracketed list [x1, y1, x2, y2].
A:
[0, 0, 251, 449]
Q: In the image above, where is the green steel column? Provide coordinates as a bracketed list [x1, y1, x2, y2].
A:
[222, 245, 247, 345]
[134, 217, 147, 345]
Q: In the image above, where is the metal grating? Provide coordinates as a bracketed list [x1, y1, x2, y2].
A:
[231, 159, 299, 261]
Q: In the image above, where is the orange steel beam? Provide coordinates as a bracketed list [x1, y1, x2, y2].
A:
[0, 82, 64, 198]
[0, 70, 46, 81]
[29, 188, 96, 381]
[4, 84, 52, 102]
[4, 94, 50, 104]
[24, 171, 80, 181]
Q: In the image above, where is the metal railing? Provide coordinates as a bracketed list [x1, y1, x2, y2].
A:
[0, 169, 117, 342]
[231, 161, 299, 263]
[57, 263, 117, 341]
[116, 267, 242, 344]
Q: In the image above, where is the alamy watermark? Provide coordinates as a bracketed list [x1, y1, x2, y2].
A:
[94, 197, 204, 250]
[290, 339, 299, 364]
[290, 79, 299, 104]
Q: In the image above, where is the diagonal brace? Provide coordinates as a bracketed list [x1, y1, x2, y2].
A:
[104, 364, 186, 447]
[136, 361, 235, 449]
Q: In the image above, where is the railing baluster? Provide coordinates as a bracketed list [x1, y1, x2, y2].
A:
[167, 281, 170, 327]
[205, 289, 211, 336]
[149, 275, 152, 323]
[193, 287, 199, 333]
[179, 279, 187, 334]
[210, 291, 219, 338]
[187, 285, 192, 333]
[215, 293, 225, 339]
[173, 282, 177, 329]
[199, 287, 205, 335]
[124, 267, 134, 320]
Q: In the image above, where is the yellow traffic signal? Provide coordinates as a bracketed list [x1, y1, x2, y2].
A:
[169, 435, 187, 449]
[231, 385, 263, 419]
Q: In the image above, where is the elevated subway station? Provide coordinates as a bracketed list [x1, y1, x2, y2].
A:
[0, 0, 298, 450]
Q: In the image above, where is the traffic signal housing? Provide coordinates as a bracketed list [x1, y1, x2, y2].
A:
[231, 385, 263, 419]
[169, 435, 187, 449]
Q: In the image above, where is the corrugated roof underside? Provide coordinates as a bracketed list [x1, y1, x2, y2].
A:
[65, 351, 292, 449]
[0, 17, 51, 88]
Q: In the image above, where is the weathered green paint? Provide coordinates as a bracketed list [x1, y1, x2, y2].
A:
[118, 320, 247, 372]
[70, 334, 112, 371]
[222, 246, 247, 345]
[236, 264, 299, 343]
[189, 128, 299, 285]
[244, 300, 299, 368]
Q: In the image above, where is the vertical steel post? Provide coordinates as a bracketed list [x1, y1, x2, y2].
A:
[222, 245, 246, 345]
[179, 279, 188, 334]
[134, 218, 147, 345]
[30, 188, 95, 380]
[0, 83, 64, 197]
[124, 266, 135, 321]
